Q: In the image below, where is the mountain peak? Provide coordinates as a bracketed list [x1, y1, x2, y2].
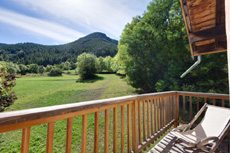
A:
[0, 32, 118, 66]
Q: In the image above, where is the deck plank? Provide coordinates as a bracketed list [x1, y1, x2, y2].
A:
[149, 133, 229, 153]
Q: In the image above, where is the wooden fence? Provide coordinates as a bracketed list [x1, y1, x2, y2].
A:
[0, 91, 229, 153]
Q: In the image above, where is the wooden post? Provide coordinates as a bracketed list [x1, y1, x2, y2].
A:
[226, 0, 230, 96]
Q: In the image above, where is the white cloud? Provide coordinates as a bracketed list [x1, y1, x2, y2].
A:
[12, 0, 151, 40]
[0, 8, 85, 43]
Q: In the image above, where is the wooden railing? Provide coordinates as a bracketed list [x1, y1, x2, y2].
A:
[0, 91, 229, 153]
[176, 91, 230, 124]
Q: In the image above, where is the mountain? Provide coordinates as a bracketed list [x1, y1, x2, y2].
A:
[0, 43, 7, 47]
[0, 32, 118, 66]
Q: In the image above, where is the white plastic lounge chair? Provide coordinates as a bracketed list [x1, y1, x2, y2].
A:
[171, 103, 230, 153]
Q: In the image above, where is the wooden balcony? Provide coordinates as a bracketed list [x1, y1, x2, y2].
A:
[0, 91, 229, 153]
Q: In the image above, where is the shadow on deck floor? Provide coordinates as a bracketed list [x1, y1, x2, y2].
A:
[149, 133, 230, 153]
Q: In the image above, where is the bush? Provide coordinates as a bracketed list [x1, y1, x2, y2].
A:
[0, 66, 17, 111]
[19, 64, 27, 75]
[28, 64, 39, 73]
[48, 68, 62, 76]
[38, 66, 45, 74]
[77, 53, 97, 80]
[45, 65, 53, 72]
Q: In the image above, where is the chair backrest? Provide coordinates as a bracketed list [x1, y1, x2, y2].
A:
[195, 105, 230, 138]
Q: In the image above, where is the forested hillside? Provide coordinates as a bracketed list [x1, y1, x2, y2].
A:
[0, 32, 118, 66]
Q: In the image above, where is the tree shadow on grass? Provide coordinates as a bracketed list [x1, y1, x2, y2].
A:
[76, 75, 104, 83]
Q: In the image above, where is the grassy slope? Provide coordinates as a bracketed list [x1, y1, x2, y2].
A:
[1, 74, 136, 153]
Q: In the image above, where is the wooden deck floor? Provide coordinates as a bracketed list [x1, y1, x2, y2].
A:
[148, 133, 230, 153]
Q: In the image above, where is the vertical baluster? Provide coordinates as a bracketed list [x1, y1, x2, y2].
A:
[222, 99, 225, 107]
[183, 95, 185, 122]
[132, 100, 138, 152]
[160, 98, 163, 129]
[166, 97, 169, 124]
[94, 112, 99, 153]
[213, 98, 216, 106]
[66, 118, 73, 153]
[157, 98, 160, 133]
[204, 97, 207, 103]
[190, 96, 192, 121]
[150, 99, 154, 135]
[81, 115, 87, 153]
[127, 104, 131, 153]
[21, 127, 31, 153]
[46, 122, 55, 153]
[147, 99, 150, 138]
[162, 97, 165, 126]
[138, 101, 142, 144]
[154, 99, 157, 134]
[143, 100, 146, 141]
[104, 109, 109, 153]
[175, 95, 179, 128]
[113, 107, 117, 153]
[170, 96, 175, 121]
[121, 106, 125, 153]
[168, 97, 170, 124]
[197, 97, 200, 112]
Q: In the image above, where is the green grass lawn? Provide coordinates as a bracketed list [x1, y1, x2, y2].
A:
[1, 74, 136, 153]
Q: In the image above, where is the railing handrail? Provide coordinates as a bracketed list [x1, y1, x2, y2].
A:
[0, 91, 228, 127]
[176, 91, 229, 98]
[0, 91, 177, 127]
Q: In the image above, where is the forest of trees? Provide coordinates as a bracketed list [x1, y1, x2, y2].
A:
[0, 32, 118, 66]
[112, 0, 228, 94]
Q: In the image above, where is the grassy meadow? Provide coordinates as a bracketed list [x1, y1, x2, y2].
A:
[1, 73, 138, 153]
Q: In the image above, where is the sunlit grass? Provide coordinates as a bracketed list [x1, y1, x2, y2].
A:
[0, 73, 136, 153]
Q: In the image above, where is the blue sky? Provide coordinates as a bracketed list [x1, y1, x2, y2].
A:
[0, 0, 151, 45]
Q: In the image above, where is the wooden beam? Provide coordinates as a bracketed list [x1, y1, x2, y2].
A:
[189, 24, 226, 44]
[194, 49, 227, 56]
[180, 0, 194, 58]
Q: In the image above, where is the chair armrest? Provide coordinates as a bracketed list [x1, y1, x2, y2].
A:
[196, 136, 219, 150]
[171, 124, 190, 132]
